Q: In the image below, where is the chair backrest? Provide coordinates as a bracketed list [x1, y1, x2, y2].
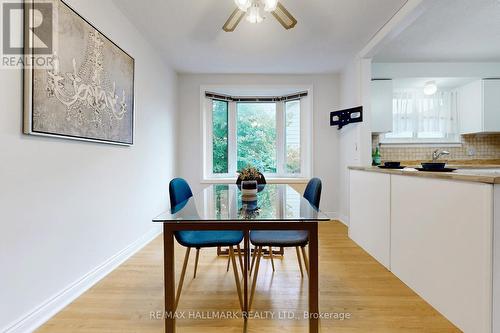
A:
[169, 178, 193, 208]
[304, 178, 322, 209]
[236, 172, 267, 185]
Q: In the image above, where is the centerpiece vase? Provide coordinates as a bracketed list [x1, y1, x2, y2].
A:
[241, 180, 258, 211]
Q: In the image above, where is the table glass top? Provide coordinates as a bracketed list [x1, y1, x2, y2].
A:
[153, 184, 330, 223]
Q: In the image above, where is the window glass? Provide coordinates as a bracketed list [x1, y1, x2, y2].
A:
[212, 100, 228, 174]
[383, 89, 459, 143]
[285, 100, 301, 174]
[236, 103, 277, 173]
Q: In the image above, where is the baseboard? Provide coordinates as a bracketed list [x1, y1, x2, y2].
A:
[335, 213, 350, 226]
[2, 226, 162, 333]
[322, 211, 348, 226]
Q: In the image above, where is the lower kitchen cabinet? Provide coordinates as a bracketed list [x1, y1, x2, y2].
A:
[349, 170, 391, 269]
[391, 175, 493, 333]
[349, 169, 498, 333]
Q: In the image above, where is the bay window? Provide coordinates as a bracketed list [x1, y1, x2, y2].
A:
[237, 102, 277, 173]
[203, 89, 312, 181]
[212, 100, 229, 174]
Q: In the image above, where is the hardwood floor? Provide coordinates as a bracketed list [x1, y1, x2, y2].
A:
[37, 222, 460, 333]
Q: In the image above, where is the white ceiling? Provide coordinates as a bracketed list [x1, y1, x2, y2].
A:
[113, 0, 407, 73]
[374, 0, 500, 62]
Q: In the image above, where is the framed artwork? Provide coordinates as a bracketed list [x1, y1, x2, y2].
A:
[24, 0, 135, 145]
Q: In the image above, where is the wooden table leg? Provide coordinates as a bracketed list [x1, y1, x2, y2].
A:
[164, 225, 176, 333]
[243, 230, 250, 315]
[309, 222, 319, 333]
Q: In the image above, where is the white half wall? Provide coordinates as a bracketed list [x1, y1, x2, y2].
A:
[0, 0, 177, 331]
[176, 74, 341, 217]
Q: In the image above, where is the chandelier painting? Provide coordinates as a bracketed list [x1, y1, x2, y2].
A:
[24, 0, 135, 145]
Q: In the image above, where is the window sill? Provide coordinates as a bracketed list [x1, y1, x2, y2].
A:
[201, 178, 310, 184]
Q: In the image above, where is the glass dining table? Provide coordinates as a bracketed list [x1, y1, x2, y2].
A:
[153, 184, 330, 333]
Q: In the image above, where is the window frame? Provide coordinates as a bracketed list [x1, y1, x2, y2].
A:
[379, 88, 461, 145]
[201, 85, 313, 182]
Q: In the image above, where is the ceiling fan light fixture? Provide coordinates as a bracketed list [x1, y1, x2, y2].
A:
[223, 0, 297, 31]
[246, 3, 263, 23]
[271, 2, 297, 29]
[234, 0, 251, 11]
[263, 0, 278, 12]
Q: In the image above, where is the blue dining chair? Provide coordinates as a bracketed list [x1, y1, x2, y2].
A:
[248, 178, 322, 308]
[169, 178, 245, 310]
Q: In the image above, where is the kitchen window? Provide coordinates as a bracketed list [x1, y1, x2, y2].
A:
[203, 89, 312, 181]
[381, 88, 460, 144]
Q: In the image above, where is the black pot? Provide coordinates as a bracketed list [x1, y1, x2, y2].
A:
[421, 162, 446, 171]
[384, 161, 401, 168]
[241, 180, 258, 190]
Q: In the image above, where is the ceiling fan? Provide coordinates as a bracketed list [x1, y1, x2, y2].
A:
[223, 0, 297, 32]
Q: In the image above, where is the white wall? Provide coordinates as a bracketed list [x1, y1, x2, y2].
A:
[338, 59, 361, 224]
[0, 0, 177, 331]
[176, 74, 341, 217]
[338, 58, 373, 224]
[336, 0, 432, 224]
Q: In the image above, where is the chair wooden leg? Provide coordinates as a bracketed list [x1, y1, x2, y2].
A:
[269, 246, 275, 272]
[229, 246, 244, 311]
[295, 246, 304, 277]
[193, 248, 200, 279]
[249, 246, 257, 276]
[301, 246, 309, 277]
[174, 247, 191, 310]
[249, 246, 262, 310]
[236, 244, 244, 275]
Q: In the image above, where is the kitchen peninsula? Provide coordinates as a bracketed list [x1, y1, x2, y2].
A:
[349, 166, 500, 333]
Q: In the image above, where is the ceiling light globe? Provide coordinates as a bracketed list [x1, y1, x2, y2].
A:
[263, 0, 278, 12]
[234, 0, 251, 11]
[423, 81, 438, 96]
[246, 4, 263, 23]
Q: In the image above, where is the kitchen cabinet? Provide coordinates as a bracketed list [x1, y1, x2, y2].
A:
[391, 175, 493, 333]
[349, 170, 391, 268]
[370, 79, 393, 133]
[494, 185, 500, 333]
[349, 168, 499, 333]
[458, 79, 500, 134]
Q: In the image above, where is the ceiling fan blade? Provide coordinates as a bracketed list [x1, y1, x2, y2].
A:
[272, 2, 297, 30]
[223, 8, 245, 32]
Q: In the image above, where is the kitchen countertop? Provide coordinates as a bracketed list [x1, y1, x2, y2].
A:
[349, 166, 500, 184]
[392, 159, 500, 168]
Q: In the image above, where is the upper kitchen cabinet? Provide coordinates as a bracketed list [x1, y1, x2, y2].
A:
[371, 79, 393, 133]
[458, 79, 500, 134]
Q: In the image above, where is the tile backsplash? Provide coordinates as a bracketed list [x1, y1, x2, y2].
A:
[372, 134, 500, 162]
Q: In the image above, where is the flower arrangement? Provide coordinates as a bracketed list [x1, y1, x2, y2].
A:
[238, 165, 262, 181]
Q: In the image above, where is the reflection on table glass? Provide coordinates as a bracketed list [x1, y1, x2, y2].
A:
[153, 184, 330, 223]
